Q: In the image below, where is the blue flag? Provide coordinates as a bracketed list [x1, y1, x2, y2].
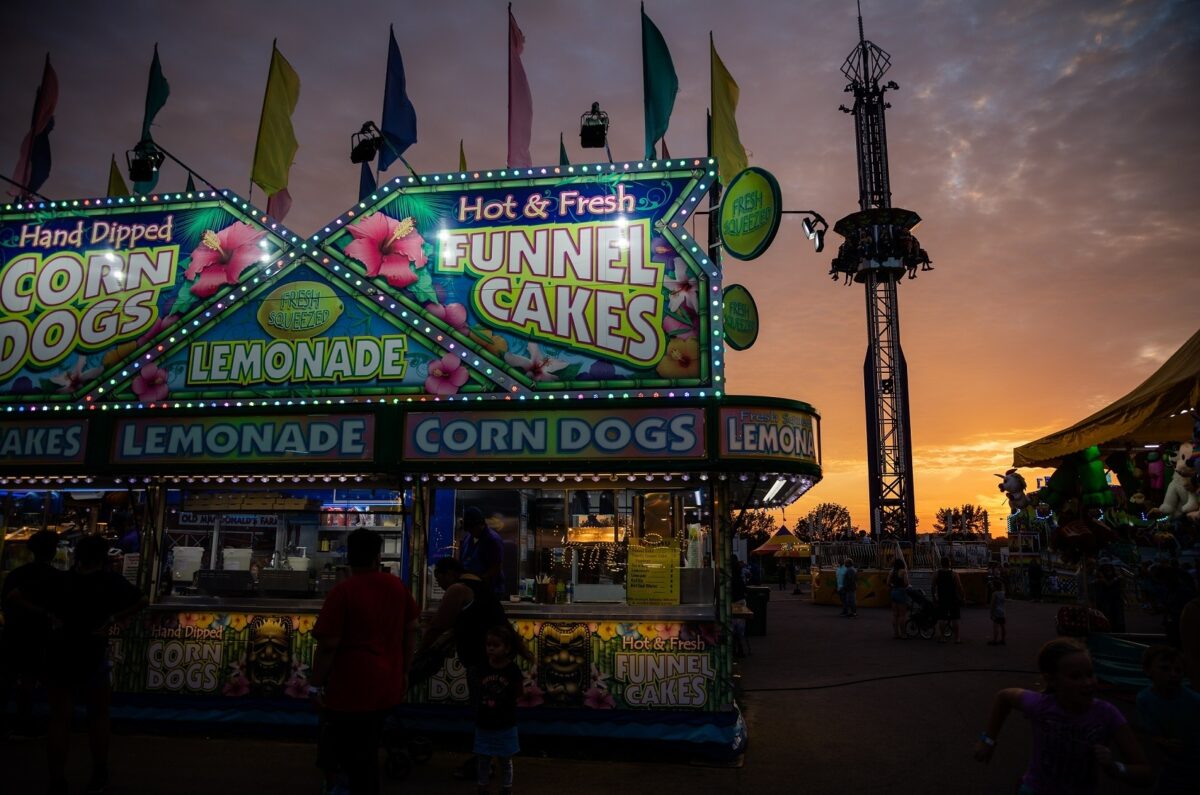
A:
[378, 26, 417, 172]
[359, 161, 377, 201]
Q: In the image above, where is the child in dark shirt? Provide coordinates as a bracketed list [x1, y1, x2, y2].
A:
[468, 623, 530, 795]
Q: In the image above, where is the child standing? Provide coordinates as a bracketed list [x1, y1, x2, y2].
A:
[469, 623, 530, 795]
[1136, 645, 1199, 793]
[974, 638, 1151, 793]
[987, 578, 1007, 646]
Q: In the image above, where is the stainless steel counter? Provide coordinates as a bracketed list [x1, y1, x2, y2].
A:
[152, 596, 324, 613]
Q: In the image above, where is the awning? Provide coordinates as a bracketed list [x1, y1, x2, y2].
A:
[1013, 329, 1200, 468]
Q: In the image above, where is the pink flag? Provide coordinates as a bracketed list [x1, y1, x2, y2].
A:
[507, 6, 532, 168]
[10, 55, 58, 199]
[266, 187, 292, 222]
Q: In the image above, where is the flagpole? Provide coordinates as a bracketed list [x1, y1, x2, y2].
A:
[507, 3, 512, 166]
[707, 33, 721, 268]
[0, 173, 50, 202]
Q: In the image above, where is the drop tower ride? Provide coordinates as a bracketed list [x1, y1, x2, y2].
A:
[829, 9, 933, 543]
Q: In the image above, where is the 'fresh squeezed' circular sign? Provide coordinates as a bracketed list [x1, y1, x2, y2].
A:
[722, 284, 759, 350]
[719, 167, 782, 261]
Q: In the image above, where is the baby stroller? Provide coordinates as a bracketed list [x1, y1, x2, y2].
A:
[904, 587, 939, 639]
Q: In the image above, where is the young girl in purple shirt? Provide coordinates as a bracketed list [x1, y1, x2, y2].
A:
[974, 638, 1152, 794]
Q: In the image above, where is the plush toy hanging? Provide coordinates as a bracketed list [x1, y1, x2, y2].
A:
[1079, 446, 1114, 510]
[1153, 441, 1199, 519]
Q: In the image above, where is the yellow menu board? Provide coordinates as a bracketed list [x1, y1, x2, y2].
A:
[627, 543, 680, 605]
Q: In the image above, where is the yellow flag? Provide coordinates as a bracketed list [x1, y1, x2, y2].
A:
[107, 154, 129, 197]
[251, 44, 301, 197]
[458, 139, 467, 172]
[710, 36, 747, 182]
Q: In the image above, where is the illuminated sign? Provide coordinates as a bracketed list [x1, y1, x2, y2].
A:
[403, 408, 705, 461]
[721, 284, 758, 351]
[718, 167, 782, 261]
[318, 162, 717, 395]
[0, 420, 87, 463]
[0, 199, 289, 403]
[256, 281, 343, 339]
[720, 406, 819, 465]
[112, 414, 373, 463]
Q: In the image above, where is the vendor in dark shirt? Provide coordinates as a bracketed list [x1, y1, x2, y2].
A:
[459, 506, 505, 596]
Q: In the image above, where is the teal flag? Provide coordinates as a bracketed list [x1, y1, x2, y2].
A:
[559, 132, 570, 166]
[641, 4, 678, 159]
[140, 45, 170, 142]
[134, 45, 170, 194]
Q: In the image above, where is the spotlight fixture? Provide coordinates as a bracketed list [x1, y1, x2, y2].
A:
[579, 102, 609, 149]
[350, 122, 384, 164]
[801, 212, 829, 253]
[124, 139, 217, 191]
[126, 141, 165, 182]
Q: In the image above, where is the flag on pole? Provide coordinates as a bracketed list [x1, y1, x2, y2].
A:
[559, 132, 570, 166]
[359, 161, 377, 201]
[107, 155, 130, 197]
[507, 5, 532, 168]
[458, 139, 467, 171]
[641, 4, 678, 160]
[378, 25, 417, 173]
[10, 54, 58, 199]
[252, 42, 301, 221]
[710, 35, 747, 181]
[134, 44, 171, 194]
[185, 173, 196, 192]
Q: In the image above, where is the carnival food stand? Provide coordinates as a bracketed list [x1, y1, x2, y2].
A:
[0, 159, 821, 752]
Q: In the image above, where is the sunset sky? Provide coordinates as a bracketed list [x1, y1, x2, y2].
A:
[2, 0, 1197, 533]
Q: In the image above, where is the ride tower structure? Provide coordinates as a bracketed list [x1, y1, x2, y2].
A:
[829, 10, 933, 543]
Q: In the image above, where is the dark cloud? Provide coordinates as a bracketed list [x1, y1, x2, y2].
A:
[1, 0, 1196, 528]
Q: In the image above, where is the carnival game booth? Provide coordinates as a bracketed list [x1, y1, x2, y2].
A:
[0, 160, 822, 751]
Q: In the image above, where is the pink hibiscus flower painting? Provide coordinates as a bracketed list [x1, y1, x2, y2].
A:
[49, 356, 102, 394]
[424, 354, 470, 396]
[663, 304, 699, 340]
[663, 257, 699, 314]
[344, 214, 428, 289]
[131, 363, 169, 402]
[425, 302, 468, 332]
[185, 222, 268, 298]
[504, 343, 567, 382]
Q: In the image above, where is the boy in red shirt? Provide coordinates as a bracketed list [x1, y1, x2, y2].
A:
[311, 528, 419, 795]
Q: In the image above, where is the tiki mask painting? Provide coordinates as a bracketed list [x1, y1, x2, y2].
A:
[538, 622, 591, 706]
[247, 616, 292, 695]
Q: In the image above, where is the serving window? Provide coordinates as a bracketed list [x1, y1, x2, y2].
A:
[427, 483, 714, 607]
[160, 484, 410, 602]
[0, 487, 150, 589]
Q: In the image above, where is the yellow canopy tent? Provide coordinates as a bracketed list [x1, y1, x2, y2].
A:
[750, 527, 809, 557]
[1013, 329, 1200, 468]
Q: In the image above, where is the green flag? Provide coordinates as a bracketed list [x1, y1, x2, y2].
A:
[251, 42, 301, 199]
[140, 45, 170, 143]
[458, 139, 467, 172]
[710, 35, 747, 181]
[185, 172, 196, 192]
[107, 154, 129, 197]
[559, 132, 570, 166]
[642, 4, 678, 160]
[134, 45, 170, 194]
